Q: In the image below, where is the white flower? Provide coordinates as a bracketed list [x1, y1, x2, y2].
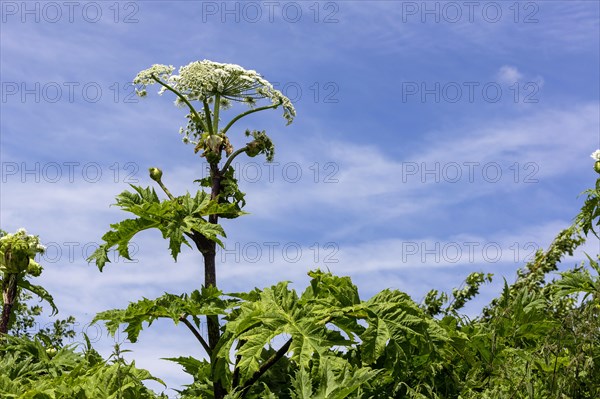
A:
[133, 64, 175, 93]
[590, 149, 600, 161]
[16, 228, 27, 234]
[134, 60, 296, 125]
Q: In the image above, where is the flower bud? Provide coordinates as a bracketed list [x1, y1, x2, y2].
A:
[245, 141, 260, 157]
[594, 161, 600, 174]
[26, 260, 43, 277]
[149, 167, 163, 182]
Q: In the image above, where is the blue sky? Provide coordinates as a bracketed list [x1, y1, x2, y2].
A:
[1, 0, 599, 395]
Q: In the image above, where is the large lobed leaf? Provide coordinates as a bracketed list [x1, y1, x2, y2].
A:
[359, 289, 448, 365]
[93, 286, 231, 343]
[221, 280, 351, 388]
[291, 356, 380, 399]
[89, 185, 244, 270]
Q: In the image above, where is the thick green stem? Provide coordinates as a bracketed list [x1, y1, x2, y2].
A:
[204, 162, 221, 289]
[203, 100, 214, 135]
[220, 146, 249, 175]
[213, 94, 221, 134]
[222, 103, 279, 135]
[179, 160, 224, 397]
[156, 179, 175, 201]
[149, 75, 207, 132]
[179, 315, 211, 356]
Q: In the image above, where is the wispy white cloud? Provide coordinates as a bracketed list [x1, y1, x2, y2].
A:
[337, 1, 599, 56]
[496, 66, 524, 84]
[234, 103, 598, 238]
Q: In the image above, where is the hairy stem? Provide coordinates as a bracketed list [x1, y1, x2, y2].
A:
[205, 160, 225, 399]
[0, 274, 19, 334]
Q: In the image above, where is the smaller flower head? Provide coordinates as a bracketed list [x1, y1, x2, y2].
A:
[133, 64, 175, 96]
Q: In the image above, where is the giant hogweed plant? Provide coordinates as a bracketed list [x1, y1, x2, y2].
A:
[89, 60, 296, 398]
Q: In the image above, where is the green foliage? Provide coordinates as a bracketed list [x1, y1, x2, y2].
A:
[88, 185, 243, 270]
[9, 291, 76, 348]
[452, 197, 600, 398]
[197, 166, 247, 219]
[223, 280, 348, 374]
[1, 229, 58, 335]
[290, 357, 381, 399]
[423, 272, 493, 317]
[10, 157, 599, 398]
[93, 218, 600, 398]
[244, 130, 275, 162]
[15, 279, 58, 316]
[576, 177, 600, 237]
[0, 335, 167, 398]
[0, 229, 45, 276]
[4, 176, 599, 398]
[96, 269, 455, 398]
[8, 291, 44, 338]
[554, 254, 600, 299]
[94, 286, 231, 343]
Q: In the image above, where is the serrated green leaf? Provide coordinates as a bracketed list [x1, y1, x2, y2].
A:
[89, 186, 236, 269]
[93, 290, 230, 343]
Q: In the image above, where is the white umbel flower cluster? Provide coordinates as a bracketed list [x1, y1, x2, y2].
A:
[590, 149, 600, 161]
[133, 64, 175, 97]
[133, 60, 296, 125]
